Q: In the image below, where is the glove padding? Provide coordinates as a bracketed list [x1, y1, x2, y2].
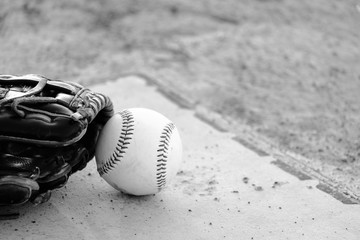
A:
[0, 74, 114, 205]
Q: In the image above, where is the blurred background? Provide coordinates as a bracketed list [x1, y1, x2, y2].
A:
[0, 0, 359, 198]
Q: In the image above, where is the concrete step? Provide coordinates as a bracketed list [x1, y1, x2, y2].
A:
[1, 76, 359, 240]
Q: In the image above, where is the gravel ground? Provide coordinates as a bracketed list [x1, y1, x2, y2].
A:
[0, 0, 359, 199]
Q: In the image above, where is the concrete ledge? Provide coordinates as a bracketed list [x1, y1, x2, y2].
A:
[1, 76, 359, 240]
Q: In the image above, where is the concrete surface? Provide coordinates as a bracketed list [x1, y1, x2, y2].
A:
[1, 76, 360, 240]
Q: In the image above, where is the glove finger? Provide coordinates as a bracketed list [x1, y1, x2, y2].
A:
[0, 176, 39, 205]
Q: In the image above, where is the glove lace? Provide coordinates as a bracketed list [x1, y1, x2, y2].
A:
[0, 77, 50, 117]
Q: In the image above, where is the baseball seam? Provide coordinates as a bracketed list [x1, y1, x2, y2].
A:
[98, 110, 134, 176]
[156, 122, 175, 190]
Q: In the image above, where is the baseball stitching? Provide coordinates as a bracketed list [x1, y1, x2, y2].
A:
[156, 122, 175, 190]
[97, 110, 134, 176]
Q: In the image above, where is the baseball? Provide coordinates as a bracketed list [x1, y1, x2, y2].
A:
[95, 108, 182, 196]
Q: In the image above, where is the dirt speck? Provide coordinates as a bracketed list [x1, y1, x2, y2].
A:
[242, 177, 249, 184]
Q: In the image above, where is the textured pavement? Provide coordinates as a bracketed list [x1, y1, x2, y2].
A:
[1, 76, 360, 240]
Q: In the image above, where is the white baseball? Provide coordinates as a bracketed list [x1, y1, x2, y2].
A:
[95, 108, 182, 196]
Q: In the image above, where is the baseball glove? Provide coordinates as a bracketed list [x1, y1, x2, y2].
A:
[0, 74, 114, 206]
